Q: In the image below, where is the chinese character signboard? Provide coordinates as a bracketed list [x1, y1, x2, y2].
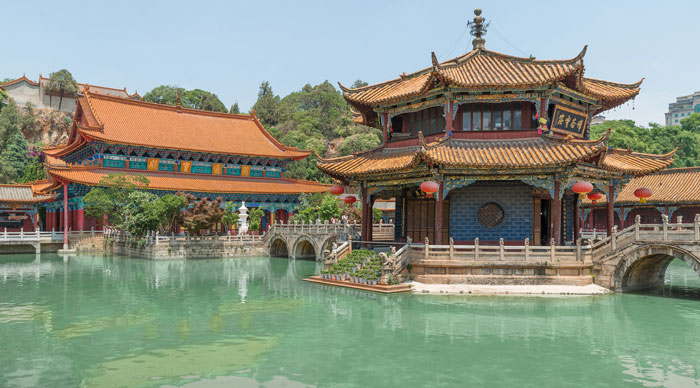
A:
[551, 105, 588, 137]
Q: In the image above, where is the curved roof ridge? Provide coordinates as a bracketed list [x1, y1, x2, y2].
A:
[0, 75, 39, 88]
[442, 45, 587, 68]
[607, 146, 676, 159]
[582, 76, 645, 89]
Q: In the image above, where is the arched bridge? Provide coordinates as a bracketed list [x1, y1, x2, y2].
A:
[264, 221, 394, 261]
[592, 215, 700, 291]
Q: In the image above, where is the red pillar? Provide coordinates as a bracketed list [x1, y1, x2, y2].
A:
[46, 211, 52, 231]
[62, 183, 69, 249]
[606, 183, 615, 236]
[588, 208, 594, 231]
[434, 182, 444, 244]
[573, 197, 580, 243]
[59, 209, 64, 231]
[382, 112, 388, 145]
[33, 212, 38, 231]
[368, 197, 373, 243]
[77, 208, 85, 231]
[552, 179, 562, 245]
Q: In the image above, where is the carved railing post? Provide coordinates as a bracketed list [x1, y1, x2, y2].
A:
[499, 238, 505, 260]
[550, 238, 555, 262]
[424, 236, 430, 260]
[635, 215, 641, 240]
[52, 228, 55, 240]
[449, 237, 454, 260]
[662, 214, 668, 241]
[524, 238, 530, 261]
[474, 238, 479, 261]
[695, 214, 700, 241]
[91, 227, 95, 238]
[611, 225, 618, 251]
[155, 231, 160, 246]
[676, 216, 683, 231]
[20, 229, 24, 240]
[576, 238, 582, 262]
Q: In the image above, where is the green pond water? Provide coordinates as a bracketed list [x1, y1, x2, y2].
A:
[1, 254, 700, 388]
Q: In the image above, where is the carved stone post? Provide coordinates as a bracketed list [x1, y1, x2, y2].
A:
[499, 238, 505, 260]
[576, 238, 582, 262]
[611, 225, 618, 251]
[449, 237, 454, 260]
[550, 238, 555, 262]
[635, 215, 641, 240]
[474, 238, 479, 261]
[662, 214, 669, 241]
[424, 236, 430, 260]
[524, 238, 530, 261]
[695, 214, 700, 241]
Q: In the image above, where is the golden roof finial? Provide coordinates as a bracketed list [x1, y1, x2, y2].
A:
[468, 8, 489, 50]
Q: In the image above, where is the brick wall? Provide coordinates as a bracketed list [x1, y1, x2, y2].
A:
[449, 181, 532, 242]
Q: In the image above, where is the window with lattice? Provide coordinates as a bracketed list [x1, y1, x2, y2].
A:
[478, 203, 504, 228]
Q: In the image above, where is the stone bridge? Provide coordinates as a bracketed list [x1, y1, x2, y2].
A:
[592, 215, 700, 291]
[265, 221, 358, 260]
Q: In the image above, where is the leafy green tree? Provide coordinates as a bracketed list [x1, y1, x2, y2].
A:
[153, 194, 186, 232]
[290, 193, 342, 223]
[248, 207, 264, 232]
[251, 81, 281, 126]
[143, 85, 183, 105]
[143, 85, 226, 112]
[45, 69, 78, 111]
[221, 201, 239, 230]
[229, 102, 240, 114]
[0, 88, 8, 109]
[122, 191, 162, 237]
[17, 155, 45, 183]
[351, 79, 368, 88]
[83, 173, 150, 227]
[0, 100, 30, 182]
[339, 133, 381, 155]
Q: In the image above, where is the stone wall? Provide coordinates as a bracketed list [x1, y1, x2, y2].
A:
[449, 181, 533, 242]
[105, 237, 265, 260]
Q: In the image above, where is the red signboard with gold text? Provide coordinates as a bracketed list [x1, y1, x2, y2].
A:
[550, 105, 588, 138]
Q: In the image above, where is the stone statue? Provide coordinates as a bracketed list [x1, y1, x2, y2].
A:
[238, 201, 249, 235]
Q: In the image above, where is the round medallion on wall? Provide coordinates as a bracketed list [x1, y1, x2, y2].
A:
[477, 203, 504, 228]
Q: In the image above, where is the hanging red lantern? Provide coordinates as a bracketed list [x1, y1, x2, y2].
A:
[329, 185, 344, 196]
[420, 181, 440, 198]
[587, 192, 603, 204]
[634, 188, 652, 203]
[343, 196, 357, 204]
[572, 181, 593, 198]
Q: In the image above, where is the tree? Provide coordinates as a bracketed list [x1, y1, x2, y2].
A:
[251, 81, 281, 126]
[229, 102, 240, 114]
[221, 201, 239, 230]
[83, 173, 150, 227]
[0, 88, 8, 110]
[339, 133, 381, 156]
[290, 193, 342, 223]
[177, 193, 224, 235]
[0, 100, 30, 182]
[122, 191, 162, 237]
[153, 194, 186, 232]
[143, 85, 183, 106]
[351, 79, 368, 88]
[16, 155, 45, 183]
[45, 69, 78, 111]
[248, 207, 264, 232]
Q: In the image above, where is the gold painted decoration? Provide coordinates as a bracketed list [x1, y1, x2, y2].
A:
[180, 161, 192, 173]
[147, 158, 160, 171]
[240, 165, 251, 177]
[212, 163, 223, 175]
[550, 105, 588, 138]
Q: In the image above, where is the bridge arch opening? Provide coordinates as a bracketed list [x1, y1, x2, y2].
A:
[294, 239, 317, 261]
[615, 245, 700, 292]
[269, 238, 289, 258]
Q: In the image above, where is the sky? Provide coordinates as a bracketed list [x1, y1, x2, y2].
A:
[2, 0, 698, 126]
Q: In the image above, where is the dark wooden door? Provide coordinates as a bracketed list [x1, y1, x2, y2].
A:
[405, 198, 449, 244]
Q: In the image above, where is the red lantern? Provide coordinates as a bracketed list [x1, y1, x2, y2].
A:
[343, 196, 357, 204]
[634, 188, 652, 203]
[420, 181, 440, 198]
[329, 185, 344, 196]
[572, 181, 593, 199]
[587, 192, 603, 204]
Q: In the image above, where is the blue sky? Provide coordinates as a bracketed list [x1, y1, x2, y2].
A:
[2, 1, 697, 126]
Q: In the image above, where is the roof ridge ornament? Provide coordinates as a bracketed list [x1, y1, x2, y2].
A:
[467, 8, 489, 50]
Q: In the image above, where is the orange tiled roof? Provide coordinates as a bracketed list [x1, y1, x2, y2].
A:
[600, 148, 674, 175]
[318, 132, 609, 179]
[66, 92, 311, 161]
[318, 131, 675, 180]
[339, 47, 586, 106]
[583, 167, 700, 205]
[580, 77, 643, 113]
[42, 166, 328, 195]
[339, 47, 642, 117]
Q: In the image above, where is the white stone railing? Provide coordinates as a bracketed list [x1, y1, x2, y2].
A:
[104, 229, 263, 245]
[381, 243, 411, 282]
[324, 240, 350, 265]
[0, 228, 103, 242]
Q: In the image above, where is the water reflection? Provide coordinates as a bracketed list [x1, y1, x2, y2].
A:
[0, 254, 699, 387]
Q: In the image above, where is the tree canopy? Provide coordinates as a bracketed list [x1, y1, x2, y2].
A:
[143, 85, 227, 112]
[45, 69, 78, 110]
[591, 114, 700, 167]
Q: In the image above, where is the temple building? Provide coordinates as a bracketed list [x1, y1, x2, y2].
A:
[0, 183, 55, 231]
[31, 89, 327, 240]
[584, 167, 700, 231]
[0, 74, 140, 113]
[318, 9, 674, 246]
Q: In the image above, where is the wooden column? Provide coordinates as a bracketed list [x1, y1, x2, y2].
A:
[62, 183, 69, 249]
[607, 183, 615, 236]
[434, 182, 444, 244]
[573, 196, 580, 242]
[382, 112, 389, 145]
[552, 179, 562, 245]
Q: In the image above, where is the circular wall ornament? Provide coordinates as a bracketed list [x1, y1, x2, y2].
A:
[477, 203, 505, 228]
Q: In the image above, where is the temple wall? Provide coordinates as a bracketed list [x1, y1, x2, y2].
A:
[449, 181, 532, 242]
[3, 83, 42, 108]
